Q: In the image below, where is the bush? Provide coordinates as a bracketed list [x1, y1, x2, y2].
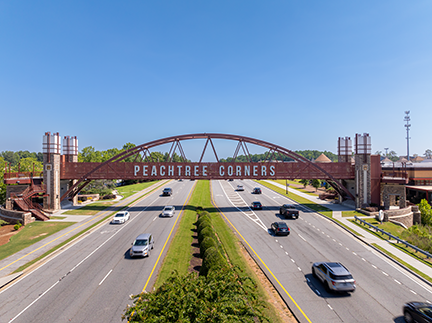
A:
[197, 219, 212, 235]
[196, 213, 211, 225]
[200, 236, 218, 257]
[200, 246, 228, 276]
[0, 219, 9, 226]
[198, 226, 216, 245]
[14, 222, 22, 230]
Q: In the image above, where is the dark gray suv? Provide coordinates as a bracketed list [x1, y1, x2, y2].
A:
[312, 262, 356, 293]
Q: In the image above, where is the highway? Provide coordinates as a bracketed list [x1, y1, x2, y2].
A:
[0, 180, 196, 323]
[211, 179, 432, 322]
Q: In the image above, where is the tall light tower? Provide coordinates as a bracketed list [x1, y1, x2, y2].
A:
[404, 111, 411, 161]
[384, 147, 389, 157]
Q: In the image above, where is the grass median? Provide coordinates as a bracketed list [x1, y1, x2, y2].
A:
[154, 180, 286, 323]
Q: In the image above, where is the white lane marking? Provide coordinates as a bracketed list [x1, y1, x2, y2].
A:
[382, 271, 389, 276]
[275, 239, 279, 243]
[353, 252, 357, 256]
[291, 259, 296, 263]
[372, 265, 377, 269]
[298, 234, 306, 241]
[395, 279, 401, 285]
[153, 216, 158, 221]
[362, 258, 366, 261]
[298, 267, 302, 271]
[411, 290, 417, 295]
[9, 280, 60, 322]
[327, 235, 330, 238]
[333, 239, 336, 242]
[339, 243, 342, 246]
[328, 304, 333, 310]
[99, 269, 113, 285]
[346, 247, 349, 250]
[285, 251, 289, 255]
[280, 245, 284, 249]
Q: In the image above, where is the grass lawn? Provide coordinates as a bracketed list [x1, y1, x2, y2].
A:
[350, 219, 432, 267]
[116, 180, 160, 199]
[342, 210, 365, 217]
[62, 200, 117, 215]
[0, 222, 75, 261]
[49, 216, 66, 220]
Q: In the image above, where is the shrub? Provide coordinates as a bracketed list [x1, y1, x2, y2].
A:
[0, 219, 9, 226]
[197, 219, 212, 235]
[196, 213, 211, 226]
[198, 226, 216, 245]
[200, 246, 228, 276]
[200, 236, 218, 257]
[14, 222, 22, 230]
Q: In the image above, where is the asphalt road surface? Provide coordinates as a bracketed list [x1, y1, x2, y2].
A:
[0, 179, 196, 323]
[211, 179, 432, 323]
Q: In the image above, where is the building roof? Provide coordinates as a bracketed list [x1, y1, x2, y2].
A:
[315, 153, 332, 163]
[412, 156, 425, 162]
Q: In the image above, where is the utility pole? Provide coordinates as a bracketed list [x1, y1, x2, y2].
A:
[404, 111, 411, 161]
[384, 147, 389, 157]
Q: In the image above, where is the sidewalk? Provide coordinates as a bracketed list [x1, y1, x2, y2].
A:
[0, 180, 170, 288]
[264, 180, 432, 282]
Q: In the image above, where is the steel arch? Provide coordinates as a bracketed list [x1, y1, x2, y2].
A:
[60, 133, 354, 201]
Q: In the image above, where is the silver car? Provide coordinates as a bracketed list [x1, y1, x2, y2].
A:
[312, 262, 356, 293]
[111, 211, 130, 224]
[161, 205, 175, 217]
[130, 233, 154, 258]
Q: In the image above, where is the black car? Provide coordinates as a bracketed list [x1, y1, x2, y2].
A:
[162, 188, 173, 196]
[251, 201, 262, 210]
[403, 302, 432, 323]
[279, 204, 299, 219]
[252, 187, 262, 194]
[271, 222, 290, 236]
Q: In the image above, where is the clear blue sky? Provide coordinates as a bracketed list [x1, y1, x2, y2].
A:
[1, 1, 431, 160]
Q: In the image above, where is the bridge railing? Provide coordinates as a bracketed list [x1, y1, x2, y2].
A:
[354, 216, 432, 259]
[3, 171, 43, 179]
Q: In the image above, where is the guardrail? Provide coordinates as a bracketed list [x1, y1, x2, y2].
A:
[354, 216, 432, 259]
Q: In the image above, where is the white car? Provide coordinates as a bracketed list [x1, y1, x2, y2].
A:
[111, 211, 130, 224]
[237, 185, 244, 191]
[161, 206, 175, 217]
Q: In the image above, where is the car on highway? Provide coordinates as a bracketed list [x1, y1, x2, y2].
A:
[162, 187, 173, 196]
[252, 187, 262, 194]
[251, 201, 262, 210]
[279, 204, 299, 219]
[312, 262, 356, 293]
[271, 222, 290, 236]
[130, 233, 154, 258]
[403, 302, 432, 323]
[161, 205, 175, 217]
[111, 211, 130, 224]
[237, 185, 244, 191]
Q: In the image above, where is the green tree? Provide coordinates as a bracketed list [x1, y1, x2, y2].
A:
[311, 179, 321, 191]
[419, 199, 432, 226]
[123, 268, 269, 323]
[0, 157, 6, 204]
[299, 179, 309, 188]
[425, 149, 432, 159]
[17, 157, 43, 173]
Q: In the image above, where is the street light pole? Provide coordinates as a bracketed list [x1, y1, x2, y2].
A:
[404, 111, 411, 161]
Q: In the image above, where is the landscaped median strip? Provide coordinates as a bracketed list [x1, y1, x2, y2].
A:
[0, 180, 168, 275]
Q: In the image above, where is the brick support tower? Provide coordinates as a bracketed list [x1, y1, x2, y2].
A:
[63, 136, 79, 205]
[338, 137, 352, 163]
[354, 133, 372, 208]
[43, 132, 61, 212]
